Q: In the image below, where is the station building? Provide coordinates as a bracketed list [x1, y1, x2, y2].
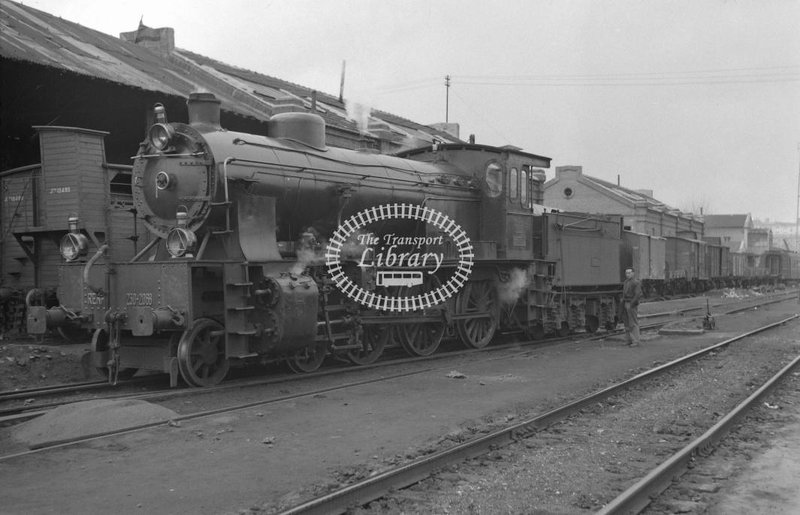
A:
[542, 165, 703, 239]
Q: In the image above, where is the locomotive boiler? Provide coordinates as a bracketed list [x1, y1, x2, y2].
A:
[28, 92, 622, 387]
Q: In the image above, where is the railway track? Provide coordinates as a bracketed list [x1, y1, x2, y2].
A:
[597, 353, 800, 514]
[273, 314, 799, 515]
[638, 288, 797, 320]
[1, 290, 795, 425]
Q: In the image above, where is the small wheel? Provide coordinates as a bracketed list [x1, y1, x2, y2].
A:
[287, 342, 327, 373]
[346, 324, 388, 366]
[585, 315, 600, 334]
[177, 318, 230, 387]
[455, 280, 498, 349]
[92, 329, 138, 380]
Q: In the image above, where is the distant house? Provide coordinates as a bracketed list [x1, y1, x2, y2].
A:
[703, 214, 753, 252]
[542, 166, 703, 238]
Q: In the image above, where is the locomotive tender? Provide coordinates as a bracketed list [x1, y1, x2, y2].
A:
[28, 92, 624, 386]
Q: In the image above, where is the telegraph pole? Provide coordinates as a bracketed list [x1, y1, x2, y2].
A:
[338, 60, 346, 103]
[445, 75, 451, 123]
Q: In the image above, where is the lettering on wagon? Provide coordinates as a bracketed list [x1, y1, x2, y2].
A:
[126, 292, 154, 306]
[49, 186, 71, 194]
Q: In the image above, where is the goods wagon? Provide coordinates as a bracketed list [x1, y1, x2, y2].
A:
[1, 126, 151, 337]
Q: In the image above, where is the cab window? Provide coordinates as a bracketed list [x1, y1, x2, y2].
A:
[509, 167, 518, 199]
[484, 162, 503, 197]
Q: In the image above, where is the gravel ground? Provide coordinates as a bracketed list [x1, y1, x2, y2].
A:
[0, 340, 96, 390]
[355, 313, 800, 514]
[1, 295, 796, 514]
[646, 372, 800, 515]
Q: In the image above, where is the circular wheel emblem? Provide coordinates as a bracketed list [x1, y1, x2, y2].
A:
[325, 203, 473, 312]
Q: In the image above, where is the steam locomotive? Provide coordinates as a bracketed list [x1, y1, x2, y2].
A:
[27, 92, 623, 387]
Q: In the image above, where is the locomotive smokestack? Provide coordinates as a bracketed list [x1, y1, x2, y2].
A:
[187, 92, 221, 130]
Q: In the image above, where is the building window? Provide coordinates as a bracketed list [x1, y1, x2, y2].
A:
[563, 187, 573, 198]
[520, 169, 528, 207]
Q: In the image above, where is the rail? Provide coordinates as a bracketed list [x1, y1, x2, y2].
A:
[277, 314, 799, 515]
[597, 352, 800, 514]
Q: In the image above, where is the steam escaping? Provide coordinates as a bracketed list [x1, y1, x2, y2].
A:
[345, 99, 372, 134]
[290, 228, 325, 275]
[290, 246, 320, 276]
[289, 228, 371, 276]
[394, 134, 434, 153]
[497, 268, 531, 304]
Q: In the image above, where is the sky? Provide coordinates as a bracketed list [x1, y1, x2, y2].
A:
[23, 0, 800, 223]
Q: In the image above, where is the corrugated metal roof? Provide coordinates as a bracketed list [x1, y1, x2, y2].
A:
[0, 0, 459, 146]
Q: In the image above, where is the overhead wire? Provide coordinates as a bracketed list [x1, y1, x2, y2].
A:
[449, 89, 511, 144]
[454, 65, 800, 86]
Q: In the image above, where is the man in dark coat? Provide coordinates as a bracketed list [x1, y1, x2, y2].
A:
[621, 268, 643, 346]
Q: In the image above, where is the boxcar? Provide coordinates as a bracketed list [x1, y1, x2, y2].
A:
[621, 230, 666, 296]
[664, 235, 706, 293]
[763, 249, 800, 281]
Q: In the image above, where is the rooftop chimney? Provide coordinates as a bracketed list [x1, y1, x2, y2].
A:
[120, 22, 175, 54]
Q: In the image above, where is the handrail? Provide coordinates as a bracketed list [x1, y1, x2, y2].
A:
[83, 244, 108, 295]
[0, 163, 41, 178]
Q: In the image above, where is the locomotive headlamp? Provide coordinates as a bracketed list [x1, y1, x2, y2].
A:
[148, 123, 175, 151]
[153, 103, 167, 123]
[60, 216, 89, 261]
[166, 228, 197, 258]
[166, 209, 197, 258]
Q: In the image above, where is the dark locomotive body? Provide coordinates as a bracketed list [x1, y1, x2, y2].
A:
[25, 92, 630, 386]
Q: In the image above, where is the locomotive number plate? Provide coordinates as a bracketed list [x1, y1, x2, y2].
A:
[85, 292, 105, 306]
[126, 292, 154, 306]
